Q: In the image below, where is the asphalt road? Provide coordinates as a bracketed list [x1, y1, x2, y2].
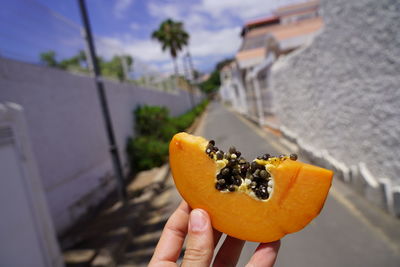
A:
[198, 102, 400, 267]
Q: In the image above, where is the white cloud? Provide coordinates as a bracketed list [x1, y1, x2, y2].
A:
[130, 22, 140, 30]
[96, 36, 175, 74]
[147, 2, 210, 30]
[148, 2, 181, 19]
[96, 25, 240, 62]
[114, 0, 134, 18]
[190, 27, 241, 57]
[127, 39, 170, 61]
[94, 22, 241, 74]
[108, 0, 303, 72]
[185, 13, 209, 30]
[96, 36, 170, 62]
[158, 61, 175, 72]
[144, 0, 299, 58]
[198, 0, 301, 20]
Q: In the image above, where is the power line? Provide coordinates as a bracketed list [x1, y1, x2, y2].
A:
[25, 0, 82, 30]
[0, 7, 80, 34]
[0, 32, 58, 51]
[0, 48, 38, 63]
[0, 17, 83, 46]
[0, 0, 172, 85]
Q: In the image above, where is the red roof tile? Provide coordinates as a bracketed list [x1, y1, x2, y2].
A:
[245, 15, 280, 27]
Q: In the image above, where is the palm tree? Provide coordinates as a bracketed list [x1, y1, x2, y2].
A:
[151, 19, 189, 86]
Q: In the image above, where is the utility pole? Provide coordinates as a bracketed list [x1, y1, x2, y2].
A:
[121, 55, 129, 81]
[186, 51, 195, 82]
[182, 53, 195, 108]
[77, 0, 127, 201]
[80, 28, 93, 72]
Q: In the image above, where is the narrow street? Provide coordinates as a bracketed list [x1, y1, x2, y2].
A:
[2, 1, 399, 266]
[119, 101, 400, 266]
[200, 102, 400, 266]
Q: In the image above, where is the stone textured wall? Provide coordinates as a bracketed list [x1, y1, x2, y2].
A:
[270, 0, 400, 214]
[0, 57, 201, 233]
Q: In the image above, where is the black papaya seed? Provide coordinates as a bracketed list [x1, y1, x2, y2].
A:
[228, 185, 236, 192]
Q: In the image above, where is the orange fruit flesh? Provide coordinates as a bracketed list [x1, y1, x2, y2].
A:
[169, 132, 333, 242]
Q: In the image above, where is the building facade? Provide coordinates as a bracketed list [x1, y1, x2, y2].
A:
[220, 0, 323, 127]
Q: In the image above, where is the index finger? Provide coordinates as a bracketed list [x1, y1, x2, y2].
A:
[149, 201, 191, 265]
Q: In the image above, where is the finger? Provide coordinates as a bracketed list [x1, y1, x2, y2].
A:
[149, 201, 190, 266]
[212, 236, 245, 267]
[182, 209, 214, 267]
[213, 229, 222, 247]
[246, 240, 281, 267]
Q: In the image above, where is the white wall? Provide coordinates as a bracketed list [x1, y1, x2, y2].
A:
[0, 103, 63, 267]
[0, 57, 202, 233]
[270, 0, 400, 214]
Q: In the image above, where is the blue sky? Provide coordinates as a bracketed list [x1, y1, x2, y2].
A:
[1, 0, 300, 73]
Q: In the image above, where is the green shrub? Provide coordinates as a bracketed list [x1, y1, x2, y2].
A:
[126, 99, 209, 173]
[160, 122, 178, 141]
[126, 136, 169, 171]
[172, 112, 195, 131]
[134, 105, 169, 137]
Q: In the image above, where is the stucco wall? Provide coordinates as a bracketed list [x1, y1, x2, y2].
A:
[0, 57, 201, 233]
[270, 0, 400, 214]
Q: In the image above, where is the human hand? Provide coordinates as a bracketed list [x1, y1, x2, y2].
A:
[149, 201, 280, 267]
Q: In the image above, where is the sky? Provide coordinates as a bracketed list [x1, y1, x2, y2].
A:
[0, 0, 302, 74]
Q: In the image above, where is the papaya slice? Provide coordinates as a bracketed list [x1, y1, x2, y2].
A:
[169, 132, 333, 242]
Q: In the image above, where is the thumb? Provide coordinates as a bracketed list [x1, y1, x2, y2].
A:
[182, 209, 214, 267]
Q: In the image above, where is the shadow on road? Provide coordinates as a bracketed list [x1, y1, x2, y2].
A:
[63, 177, 181, 267]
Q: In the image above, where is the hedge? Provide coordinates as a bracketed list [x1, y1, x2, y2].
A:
[127, 99, 209, 172]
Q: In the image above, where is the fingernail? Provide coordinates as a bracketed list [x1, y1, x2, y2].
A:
[189, 209, 207, 232]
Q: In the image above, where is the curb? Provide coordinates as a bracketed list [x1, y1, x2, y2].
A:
[279, 125, 400, 218]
